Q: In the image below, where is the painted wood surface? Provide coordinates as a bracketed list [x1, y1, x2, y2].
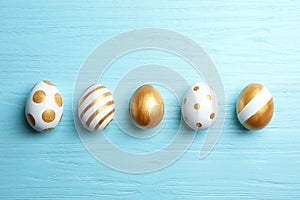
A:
[1, 0, 300, 199]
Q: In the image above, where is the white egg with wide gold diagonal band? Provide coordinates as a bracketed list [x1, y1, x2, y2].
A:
[78, 84, 115, 132]
[236, 83, 274, 130]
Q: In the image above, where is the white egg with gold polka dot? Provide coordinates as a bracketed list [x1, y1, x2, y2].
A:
[181, 82, 219, 130]
[25, 80, 63, 132]
[78, 83, 115, 132]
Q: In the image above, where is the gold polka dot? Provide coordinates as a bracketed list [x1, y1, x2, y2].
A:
[183, 98, 187, 104]
[194, 103, 200, 110]
[43, 80, 55, 86]
[196, 122, 202, 128]
[206, 94, 212, 100]
[27, 113, 36, 126]
[43, 127, 54, 132]
[32, 90, 46, 103]
[42, 109, 56, 123]
[54, 93, 63, 107]
[193, 86, 199, 91]
[210, 113, 215, 119]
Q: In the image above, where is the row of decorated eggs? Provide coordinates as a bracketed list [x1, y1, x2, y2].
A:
[25, 81, 274, 132]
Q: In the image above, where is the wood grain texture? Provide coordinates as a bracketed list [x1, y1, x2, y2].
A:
[1, 0, 300, 199]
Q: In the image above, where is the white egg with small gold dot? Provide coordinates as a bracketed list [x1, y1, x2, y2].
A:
[25, 80, 63, 132]
[78, 83, 115, 132]
[181, 82, 219, 130]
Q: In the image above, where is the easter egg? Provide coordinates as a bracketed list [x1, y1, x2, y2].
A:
[78, 83, 115, 132]
[181, 82, 219, 130]
[25, 80, 63, 132]
[130, 85, 164, 129]
[236, 83, 274, 130]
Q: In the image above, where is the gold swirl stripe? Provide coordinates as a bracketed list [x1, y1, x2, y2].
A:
[94, 109, 115, 131]
[79, 85, 106, 106]
[103, 118, 113, 130]
[79, 92, 112, 119]
[85, 101, 114, 127]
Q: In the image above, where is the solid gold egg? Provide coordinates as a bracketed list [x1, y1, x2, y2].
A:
[236, 83, 274, 130]
[130, 85, 164, 129]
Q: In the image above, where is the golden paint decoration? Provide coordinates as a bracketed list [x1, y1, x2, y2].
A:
[181, 82, 219, 130]
[130, 84, 164, 129]
[25, 80, 64, 132]
[78, 83, 115, 132]
[32, 90, 46, 103]
[236, 83, 274, 130]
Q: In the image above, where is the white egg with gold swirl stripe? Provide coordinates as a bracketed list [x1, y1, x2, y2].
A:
[78, 84, 115, 132]
[236, 83, 274, 130]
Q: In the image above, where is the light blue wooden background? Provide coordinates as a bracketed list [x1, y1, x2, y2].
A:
[1, 0, 300, 199]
